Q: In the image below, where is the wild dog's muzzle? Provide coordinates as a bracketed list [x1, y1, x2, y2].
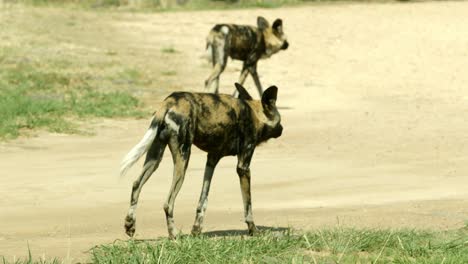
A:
[281, 41, 289, 50]
[272, 124, 283, 138]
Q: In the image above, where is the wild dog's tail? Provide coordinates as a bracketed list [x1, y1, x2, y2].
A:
[204, 26, 229, 62]
[120, 117, 160, 177]
[203, 33, 215, 63]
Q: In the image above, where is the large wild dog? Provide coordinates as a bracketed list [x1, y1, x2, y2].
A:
[120, 83, 283, 238]
[205, 16, 289, 97]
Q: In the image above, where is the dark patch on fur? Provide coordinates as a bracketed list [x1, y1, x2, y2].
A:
[235, 82, 253, 100]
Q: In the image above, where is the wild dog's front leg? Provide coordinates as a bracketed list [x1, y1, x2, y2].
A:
[191, 153, 221, 235]
[205, 64, 224, 93]
[233, 64, 249, 97]
[236, 149, 258, 235]
[248, 63, 264, 97]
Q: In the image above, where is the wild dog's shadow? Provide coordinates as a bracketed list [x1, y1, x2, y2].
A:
[202, 226, 290, 237]
[277, 106, 293, 110]
[124, 226, 290, 244]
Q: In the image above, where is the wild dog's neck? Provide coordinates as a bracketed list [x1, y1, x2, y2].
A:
[244, 100, 270, 145]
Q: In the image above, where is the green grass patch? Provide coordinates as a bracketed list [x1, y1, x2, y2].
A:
[92, 229, 305, 263]
[0, 61, 145, 140]
[2, 227, 467, 263]
[88, 227, 468, 263]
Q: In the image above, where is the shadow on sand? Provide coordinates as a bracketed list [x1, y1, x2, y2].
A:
[277, 106, 293, 110]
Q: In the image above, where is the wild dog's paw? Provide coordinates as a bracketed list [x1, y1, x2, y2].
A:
[124, 215, 136, 237]
[247, 222, 259, 236]
[168, 227, 180, 240]
[191, 225, 202, 236]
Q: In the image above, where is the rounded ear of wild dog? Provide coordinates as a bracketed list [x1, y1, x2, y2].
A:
[261, 86, 278, 113]
[234, 83, 253, 100]
[257, 16, 270, 31]
[272, 19, 283, 33]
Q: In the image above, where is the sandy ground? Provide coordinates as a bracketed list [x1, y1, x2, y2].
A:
[1, 1, 468, 261]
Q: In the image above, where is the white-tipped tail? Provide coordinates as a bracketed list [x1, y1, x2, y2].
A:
[202, 32, 216, 62]
[201, 44, 213, 62]
[120, 126, 158, 177]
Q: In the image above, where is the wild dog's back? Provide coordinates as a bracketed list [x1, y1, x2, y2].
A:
[209, 24, 263, 61]
[162, 92, 250, 155]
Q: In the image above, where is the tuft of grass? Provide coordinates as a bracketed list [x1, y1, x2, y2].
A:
[1, 246, 61, 264]
[105, 50, 118, 56]
[161, 46, 178, 54]
[161, 70, 177, 76]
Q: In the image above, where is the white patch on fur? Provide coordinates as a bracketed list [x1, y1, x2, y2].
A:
[120, 125, 158, 177]
[221, 26, 229, 35]
[200, 198, 208, 214]
[262, 112, 280, 127]
[128, 205, 137, 218]
[165, 111, 180, 133]
[265, 119, 278, 126]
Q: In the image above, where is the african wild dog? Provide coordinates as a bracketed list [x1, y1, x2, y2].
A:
[120, 83, 283, 238]
[205, 16, 289, 97]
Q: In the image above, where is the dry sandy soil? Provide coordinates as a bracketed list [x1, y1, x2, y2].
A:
[1, 1, 468, 261]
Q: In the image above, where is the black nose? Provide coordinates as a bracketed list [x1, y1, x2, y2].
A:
[281, 41, 289, 50]
[275, 124, 283, 138]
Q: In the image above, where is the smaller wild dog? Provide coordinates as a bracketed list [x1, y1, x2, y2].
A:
[205, 16, 289, 97]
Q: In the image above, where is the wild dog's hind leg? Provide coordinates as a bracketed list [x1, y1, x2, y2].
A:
[205, 39, 228, 94]
[191, 153, 221, 235]
[164, 137, 191, 239]
[125, 141, 167, 237]
[236, 148, 258, 235]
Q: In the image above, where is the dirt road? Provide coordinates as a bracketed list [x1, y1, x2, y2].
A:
[1, 1, 468, 261]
